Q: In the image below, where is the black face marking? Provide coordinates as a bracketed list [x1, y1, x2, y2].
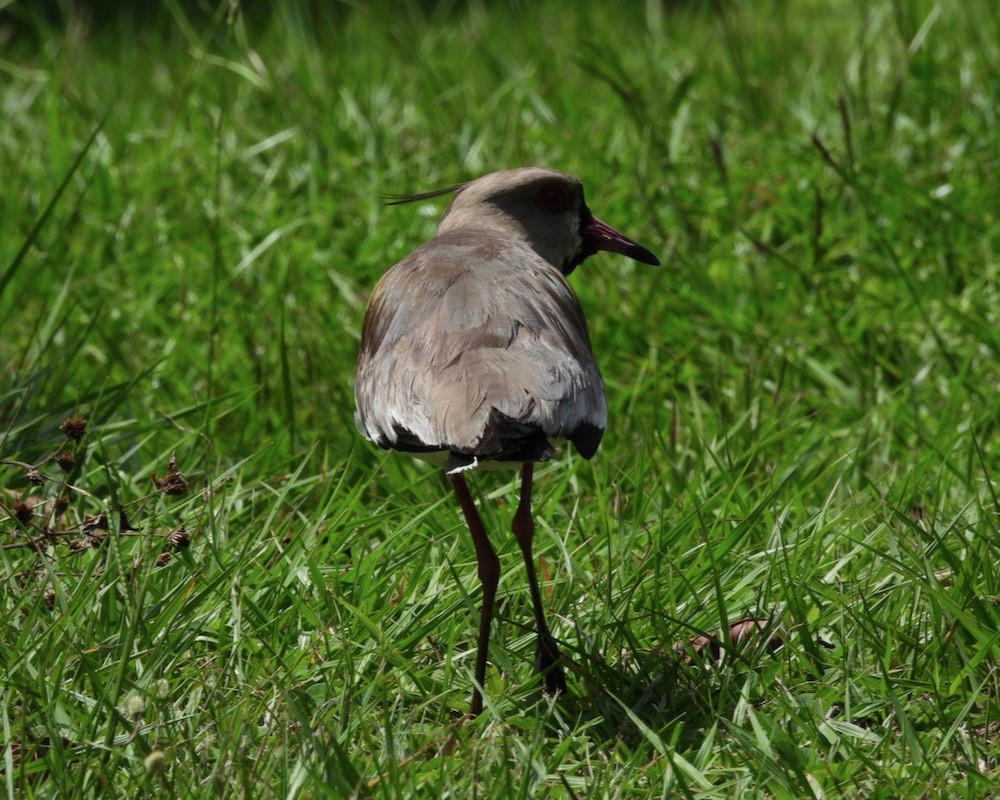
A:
[536, 182, 573, 214]
[562, 202, 596, 276]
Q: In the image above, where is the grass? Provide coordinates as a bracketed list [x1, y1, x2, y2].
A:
[1, 0, 998, 796]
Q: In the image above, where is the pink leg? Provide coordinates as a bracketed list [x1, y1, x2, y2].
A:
[511, 463, 566, 696]
[450, 473, 500, 717]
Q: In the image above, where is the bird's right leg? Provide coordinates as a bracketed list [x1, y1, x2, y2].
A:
[512, 463, 567, 697]
[450, 473, 500, 717]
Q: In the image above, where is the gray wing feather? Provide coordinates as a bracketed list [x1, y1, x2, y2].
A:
[354, 230, 606, 457]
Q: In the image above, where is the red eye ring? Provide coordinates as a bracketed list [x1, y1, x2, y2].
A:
[536, 183, 572, 213]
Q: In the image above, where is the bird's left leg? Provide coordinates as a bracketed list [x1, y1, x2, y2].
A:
[512, 462, 567, 696]
[450, 473, 500, 717]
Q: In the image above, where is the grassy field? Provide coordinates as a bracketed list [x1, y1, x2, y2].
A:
[2, 0, 998, 796]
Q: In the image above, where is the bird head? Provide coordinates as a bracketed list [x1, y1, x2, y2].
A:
[428, 167, 660, 275]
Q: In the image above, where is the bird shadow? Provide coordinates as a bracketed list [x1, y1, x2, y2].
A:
[516, 617, 801, 750]
[559, 650, 725, 746]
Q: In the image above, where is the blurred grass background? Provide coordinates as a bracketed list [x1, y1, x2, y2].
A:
[1, 1, 998, 797]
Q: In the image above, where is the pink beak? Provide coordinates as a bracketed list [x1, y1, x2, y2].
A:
[585, 215, 660, 266]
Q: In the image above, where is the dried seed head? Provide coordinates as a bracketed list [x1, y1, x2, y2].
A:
[168, 524, 190, 550]
[55, 451, 75, 472]
[59, 417, 88, 441]
[156, 552, 172, 567]
[12, 501, 33, 525]
[26, 468, 44, 486]
[82, 511, 108, 534]
[153, 472, 189, 496]
[144, 750, 166, 776]
[53, 496, 69, 517]
[126, 694, 146, 718]
[153, 452, 189, 496]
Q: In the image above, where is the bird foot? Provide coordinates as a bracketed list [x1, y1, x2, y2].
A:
[535, 633, 567, 696]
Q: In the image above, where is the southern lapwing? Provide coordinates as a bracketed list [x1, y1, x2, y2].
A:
[355, 167, 659, 716]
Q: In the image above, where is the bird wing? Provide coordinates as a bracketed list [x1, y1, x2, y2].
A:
[354, 230, 606, 460]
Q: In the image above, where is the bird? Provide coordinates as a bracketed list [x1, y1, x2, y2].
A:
[354, 167, 659, 717]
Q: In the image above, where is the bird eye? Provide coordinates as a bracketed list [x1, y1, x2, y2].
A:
[536, 183, 572, 213]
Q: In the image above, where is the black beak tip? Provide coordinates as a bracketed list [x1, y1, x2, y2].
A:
[630, 244, 661, 267]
